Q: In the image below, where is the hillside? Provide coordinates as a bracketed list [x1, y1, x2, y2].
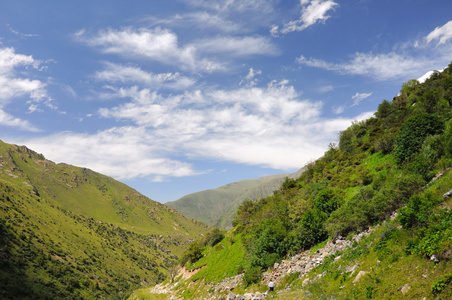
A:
[0, 140, 209, 299]
[166, 168, 304, 229]
[130, 64, 452, 299]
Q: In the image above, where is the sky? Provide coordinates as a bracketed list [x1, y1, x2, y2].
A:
[1, 0, 452, 203]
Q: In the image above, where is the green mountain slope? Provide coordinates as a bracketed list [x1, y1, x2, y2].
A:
[166, 168, 304, 229]
[133, 64, 452, 299]
[0, 140, 209, 299]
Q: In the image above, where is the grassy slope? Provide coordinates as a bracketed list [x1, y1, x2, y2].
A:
[0, 140, 209, 299]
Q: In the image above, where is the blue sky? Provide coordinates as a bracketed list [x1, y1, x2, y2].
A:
[1, 0, 452, 203]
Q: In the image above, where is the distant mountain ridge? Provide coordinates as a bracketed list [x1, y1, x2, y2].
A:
[166, 168, 305, 229]
[0, 139, 209, 299]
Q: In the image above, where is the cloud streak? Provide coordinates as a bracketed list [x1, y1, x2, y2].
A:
[280, 0, 339, 34]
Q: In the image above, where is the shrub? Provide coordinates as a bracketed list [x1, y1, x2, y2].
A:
[203, 228, 225, 247]
[179, 241, 204, 266]
[431, 273, 452, 296]
[398, 194, 439, 229]
[314, 188, 342, 216]
[243, 266, 262, 286]
[394, 113, 444, 163]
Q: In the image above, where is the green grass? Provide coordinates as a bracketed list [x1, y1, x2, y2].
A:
[188, 232, 246, 283]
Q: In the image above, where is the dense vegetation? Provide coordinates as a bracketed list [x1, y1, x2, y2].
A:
[172, 63, 452, 299]
[0, 141, 209, 299]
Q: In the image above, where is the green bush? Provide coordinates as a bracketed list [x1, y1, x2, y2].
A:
[394, 113, 444, 163]
[203, 228, 225, 247]
[243, 266, 262, 286]
[180, 241, 205, 266]
[313, 188, 342, 216]
[398, 194, 439, 229]
[431, 273, 452, 296]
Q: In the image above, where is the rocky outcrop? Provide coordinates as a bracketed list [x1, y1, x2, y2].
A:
[262, 238, 354, 285]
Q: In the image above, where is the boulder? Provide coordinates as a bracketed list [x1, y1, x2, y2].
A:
[399, 284, 411, 294]
[352, 271, 368, 283]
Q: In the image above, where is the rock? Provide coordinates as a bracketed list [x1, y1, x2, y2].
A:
[302, 278, 310, 287]
[227, 292, 236, 300]
[422, 274, 427, 279]
[443, 189, 452, 199]
[304, 290, 313, 298]
[345, 264, 359, 274]
[352, 271, 368, 283]
[430, 255, 439, 263]
[273, 262, 280, 269]
[400, 284, 411, 294]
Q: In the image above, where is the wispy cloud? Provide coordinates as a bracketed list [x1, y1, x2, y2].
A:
[297, 52, 427, 81]
[195, 36, 278, 56]
[94, 62, 196, 90]
[352, 92, 372, 106]
[76, 27, 277, 73]
[426, 20, 452, 45]
[76, 27, 224, 72]
[183, 0, 274, 14]
[145, 12, 242, 33]
[280, 0, 339, 34]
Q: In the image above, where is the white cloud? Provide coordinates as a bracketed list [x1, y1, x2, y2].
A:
[0, 47, 50, 130]
[332, 105, 344, 114]
[270, 25, 279, 37]
[0, 109, 38, 131]
[146, 12, 242, 33]
[195, 36, 278, 56]
[19, 80, 374, 179]
[77, 27, 223, 72]
[297, 52, 428, 81]
[281, 0, 339, 34]
[351, 92, 372, 106]
[23, 127, 198, 180]
[240, 67, 262, 86]
[94, 62, 196, 90]
[183, 0, 274, 14]
[77, 27, 277, 72]
[319, 85, 333, 93]
[426, 20, 452, 45]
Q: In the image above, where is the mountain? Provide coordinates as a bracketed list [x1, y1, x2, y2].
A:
[130, 64, 452, 299]
[166, 168, 304, 229]
[0, 140, 209, 299]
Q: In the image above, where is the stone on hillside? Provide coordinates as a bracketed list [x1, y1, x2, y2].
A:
[227, 292, 236, 300]
[345, 264, 359, 274]
[443, 189, 452, 199]
[273, 262, 279, 269]
[400, 284, 411, 294]
[352, 271, 368, 283]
